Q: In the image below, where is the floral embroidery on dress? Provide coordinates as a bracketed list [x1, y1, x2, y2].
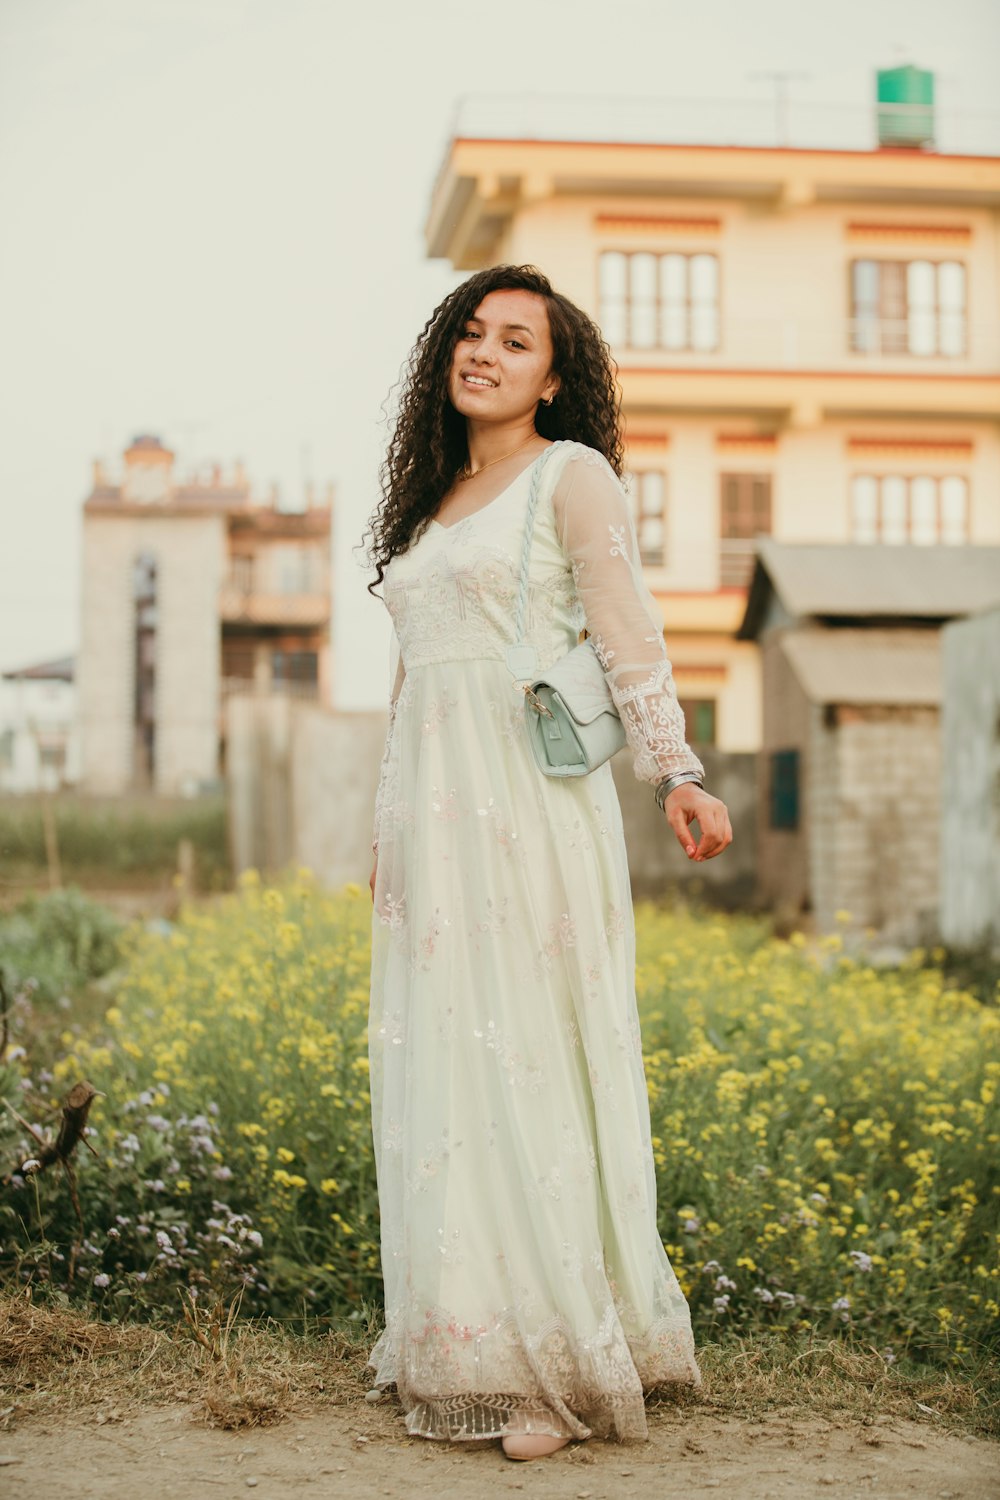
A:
[367, 438, 703, 1446]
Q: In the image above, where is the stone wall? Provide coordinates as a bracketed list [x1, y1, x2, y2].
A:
[818, 704, 941, 943]
[225, 695, 758, 904]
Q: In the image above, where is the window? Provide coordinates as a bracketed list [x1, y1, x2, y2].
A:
[599, 251, 719, 351]
[132, 551, 157, 783]
[272, 649, 318, 685]
[850, 474, 969, 544]
[719, 472, 772, 586]
[769, 750, 800, 831]
[850, 259, 966, 356]
[269, 544, 317, 595]
[222, 641, 256, 680]
[626, 469, 667, 565]
[678, 698, 717, 746]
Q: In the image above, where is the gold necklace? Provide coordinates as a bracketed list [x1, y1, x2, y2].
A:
[457, 432, 538, 483]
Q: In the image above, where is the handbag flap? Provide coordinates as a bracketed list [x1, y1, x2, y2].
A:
[530, 640, 618, 726]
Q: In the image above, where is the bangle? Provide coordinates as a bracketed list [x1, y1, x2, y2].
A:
[654, 771, 704, 811]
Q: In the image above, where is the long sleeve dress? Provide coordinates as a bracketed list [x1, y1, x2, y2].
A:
[367, 439, 704, 1445]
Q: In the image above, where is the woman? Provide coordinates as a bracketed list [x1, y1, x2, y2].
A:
[362, 264, 732, 1461]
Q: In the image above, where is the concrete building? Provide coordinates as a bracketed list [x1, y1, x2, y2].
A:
[940, 607, 1000, 951]
[79, 435, 333, 797]
[424, 87, 1000, 755]
[0, 655, 78, 793]
[739, 541, 1000, 941]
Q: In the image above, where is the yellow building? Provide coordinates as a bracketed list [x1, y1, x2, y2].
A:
[424, 117, 1000, 752]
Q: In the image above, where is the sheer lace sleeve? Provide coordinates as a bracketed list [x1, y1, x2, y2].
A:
[551, 444, 704, 787]
[371, 642, 406, 858]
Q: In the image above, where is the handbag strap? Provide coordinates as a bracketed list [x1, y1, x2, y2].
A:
[506, 440, 571, 681]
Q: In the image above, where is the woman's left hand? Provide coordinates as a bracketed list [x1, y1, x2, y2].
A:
[662, 784, 733, 861]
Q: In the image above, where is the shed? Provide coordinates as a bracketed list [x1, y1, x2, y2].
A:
[739, 543, 1000, 942]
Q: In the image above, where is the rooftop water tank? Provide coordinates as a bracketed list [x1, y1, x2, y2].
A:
[876, 65, 935, 149]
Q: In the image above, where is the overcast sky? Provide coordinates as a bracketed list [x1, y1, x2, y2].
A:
[1, 0, 997, 707]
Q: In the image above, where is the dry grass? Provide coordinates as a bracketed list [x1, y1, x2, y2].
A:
[0, 1288, 376, 1431]
[1, 1288, 996, 1441]
[683, 1336, 995, 1437]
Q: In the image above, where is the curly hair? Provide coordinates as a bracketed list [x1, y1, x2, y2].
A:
[362, 264, 624, 599]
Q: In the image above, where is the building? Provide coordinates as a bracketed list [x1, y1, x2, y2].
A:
[79, 435, 333, 797]
[0, 655, 78, 793]
[739, 540, 1000, 941]
[424, 77, 1000, 755]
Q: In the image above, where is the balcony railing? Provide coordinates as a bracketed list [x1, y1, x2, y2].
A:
[719, 539, 758, 589]
[447, 92, 1000, 157]
[605, 314, 1000, 370]
[220, 676, 319, 702]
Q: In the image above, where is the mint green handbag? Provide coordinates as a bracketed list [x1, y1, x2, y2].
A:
[504, 443, 627, 777]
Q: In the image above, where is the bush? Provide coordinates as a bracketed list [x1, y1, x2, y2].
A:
[2, 877, 997, 1376]
[0, 794, 230, 890]
[0, 886, 125, 1007]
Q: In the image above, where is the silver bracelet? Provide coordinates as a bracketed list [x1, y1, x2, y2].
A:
[654, 771, 704, 811]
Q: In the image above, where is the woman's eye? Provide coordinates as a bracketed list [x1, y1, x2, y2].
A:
[462, 329, 480, 339]
[507, 339, 525, 350]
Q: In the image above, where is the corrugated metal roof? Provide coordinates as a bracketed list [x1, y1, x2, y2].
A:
[781, 628, 940, 706]
[739, 541, 1000, 638]
[2, 655, 76, 682]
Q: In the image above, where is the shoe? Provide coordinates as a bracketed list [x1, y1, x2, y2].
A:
[501, 1433, 571, 1460]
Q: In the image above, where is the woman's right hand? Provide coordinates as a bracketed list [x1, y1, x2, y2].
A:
[370, 856, 377, 902]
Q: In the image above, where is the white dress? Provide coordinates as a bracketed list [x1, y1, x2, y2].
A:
[367, 440, 705, 1444]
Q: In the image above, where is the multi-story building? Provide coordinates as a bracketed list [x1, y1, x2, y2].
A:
[79, 434, 332, 796]
[423, 81, 1000, 752]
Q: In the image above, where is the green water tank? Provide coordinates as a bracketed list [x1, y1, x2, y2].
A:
[877, 65, 935, 149]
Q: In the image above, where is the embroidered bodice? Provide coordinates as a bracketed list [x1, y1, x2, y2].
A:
[373, 442, 703, 854]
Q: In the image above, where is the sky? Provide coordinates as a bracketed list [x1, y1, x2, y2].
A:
[1, 0, 998, 708]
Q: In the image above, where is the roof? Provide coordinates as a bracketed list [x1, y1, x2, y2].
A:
[2, 654, 76, 682]
[781, 628, 940, 706]
[739, 540, 1000, 639]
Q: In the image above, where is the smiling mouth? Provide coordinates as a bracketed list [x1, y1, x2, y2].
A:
[461, 373, 498, 388]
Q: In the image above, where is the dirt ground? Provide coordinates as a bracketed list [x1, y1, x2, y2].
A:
[0, 1395, 996, 1500]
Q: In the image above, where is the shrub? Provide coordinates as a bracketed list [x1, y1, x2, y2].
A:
[0, 886, 125, 1007]
[3, 877, 997, 1375]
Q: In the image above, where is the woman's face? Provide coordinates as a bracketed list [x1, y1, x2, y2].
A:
[448, 288, 561, 425]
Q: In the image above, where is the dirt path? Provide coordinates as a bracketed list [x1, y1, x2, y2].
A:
[1, 1397, 995, 1500]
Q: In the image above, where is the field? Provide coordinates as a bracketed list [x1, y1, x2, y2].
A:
[1, 874, 997, 1494]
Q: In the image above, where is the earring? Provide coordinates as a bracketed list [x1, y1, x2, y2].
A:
[542, 395, 555, 407]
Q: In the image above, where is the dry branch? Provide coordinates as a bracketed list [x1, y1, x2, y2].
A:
[2, 1079, 105, 1286]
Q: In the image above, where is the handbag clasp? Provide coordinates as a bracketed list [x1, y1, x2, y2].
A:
[522, 684, 554, 719]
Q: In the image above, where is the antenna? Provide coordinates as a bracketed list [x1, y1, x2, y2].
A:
[748, 70, 812, 147]
[300, 440, 312, 511]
